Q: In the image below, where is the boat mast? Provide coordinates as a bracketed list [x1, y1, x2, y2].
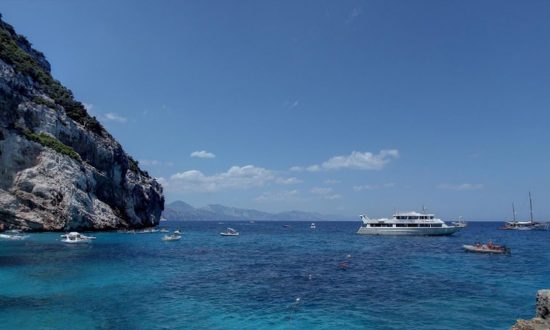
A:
[529, 192, 534, 223]
[512, 202, 516, 222]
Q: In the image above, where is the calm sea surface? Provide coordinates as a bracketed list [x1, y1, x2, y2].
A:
[1, 221, 549, 329]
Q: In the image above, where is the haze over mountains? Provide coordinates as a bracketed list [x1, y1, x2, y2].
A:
[163, 201, 353, 221]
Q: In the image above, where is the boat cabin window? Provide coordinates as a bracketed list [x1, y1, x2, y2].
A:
[406, 224, 419, 227]
[369, 223, 394, 227]
[395, 215, 434, 220]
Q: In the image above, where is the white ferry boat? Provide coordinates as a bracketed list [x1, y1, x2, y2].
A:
[357, 211, 464, 236]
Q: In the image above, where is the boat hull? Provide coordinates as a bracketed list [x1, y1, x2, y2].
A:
[463, 245, 509, 254]
[356, 226, 462, 236]
[61, 239, 91, 244]
[162, 236, 181, 241]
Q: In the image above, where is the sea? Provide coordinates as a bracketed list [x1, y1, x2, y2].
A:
[1, 221, 549, 330]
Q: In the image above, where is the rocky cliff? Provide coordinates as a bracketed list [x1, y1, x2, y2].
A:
[511, 290, 550, 330]
[0, 15, 164, 231]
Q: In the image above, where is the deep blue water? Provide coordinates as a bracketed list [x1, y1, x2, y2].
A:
[1, 221, 549, 329]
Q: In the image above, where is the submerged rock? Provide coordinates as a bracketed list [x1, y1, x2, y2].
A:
[0, 15, 164, 231]
[511, 290, 550, 330]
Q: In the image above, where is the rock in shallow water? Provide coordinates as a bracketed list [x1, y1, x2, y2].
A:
[511, 290, 550, 330]
[0, 15, 163, 231]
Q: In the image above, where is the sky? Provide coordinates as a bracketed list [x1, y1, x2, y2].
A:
[2, 0, 550, 220]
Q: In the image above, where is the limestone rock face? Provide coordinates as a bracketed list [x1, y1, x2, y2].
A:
[0, 15, 164, 231]
[511, 290, 550, 330]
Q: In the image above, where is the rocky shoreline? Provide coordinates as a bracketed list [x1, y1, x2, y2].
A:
[511, 290, 550, 330]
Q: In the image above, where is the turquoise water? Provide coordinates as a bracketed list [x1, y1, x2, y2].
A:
[1, 221, 549, 329]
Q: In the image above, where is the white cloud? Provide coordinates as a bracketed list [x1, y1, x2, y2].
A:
[255, 190, 300, 202]
[104, 112, 127, 123]
[139, 159, 161, 166]
[310, 187, 342, 200]
[164, 165, 299, 193]
[437, 183, 483, 191]
[353, 183, 395, 191]
[310, 187, 333, 195]
[346, 8, 362, 24]
[306, 165, 322, 172]
[190, 150, 216, 159]
[139, 159, 173, 167]
[83, 103, 93, 111]
[297, 150, 399, 172]
[284, 99, 300, 110]
[275, 177, 302, 185]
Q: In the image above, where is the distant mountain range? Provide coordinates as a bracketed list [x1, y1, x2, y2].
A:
[162, 201, 353, 221]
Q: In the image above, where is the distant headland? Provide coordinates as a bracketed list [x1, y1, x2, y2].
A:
[163, 200, 353, 221]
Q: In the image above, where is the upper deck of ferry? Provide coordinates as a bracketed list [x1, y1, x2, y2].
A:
[361, 212, 444, 224]
[393, 212, 436, 220]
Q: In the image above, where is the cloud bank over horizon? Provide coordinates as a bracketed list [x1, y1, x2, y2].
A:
[291, 150, 399, 172]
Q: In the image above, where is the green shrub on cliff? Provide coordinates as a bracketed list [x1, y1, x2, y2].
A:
[128, 156, 139, 172]
[31, 96, 57, 109]
[23, 131, 82, 161]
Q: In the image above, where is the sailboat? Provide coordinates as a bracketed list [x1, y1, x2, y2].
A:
[501, 193, 549, 230]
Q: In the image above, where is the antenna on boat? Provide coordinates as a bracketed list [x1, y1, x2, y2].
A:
[422, 205, 426, 213]
[529, 192, 534, 223]
[512, 202, 516, 222]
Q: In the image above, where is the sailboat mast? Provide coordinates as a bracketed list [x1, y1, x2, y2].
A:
[529, 192, 534, 222]
[512, 202, 516, 222]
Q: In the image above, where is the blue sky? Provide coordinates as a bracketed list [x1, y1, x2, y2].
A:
[2, 1, 550, 219]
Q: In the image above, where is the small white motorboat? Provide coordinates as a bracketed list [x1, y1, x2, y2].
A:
[60, 232, 95, 240]
[0, 233, 28, 240]
[135, 228, 160, 234]
[452, 217, 467, 228]
[310, 222, 316, 229]
[173, 230, 182, 235]
[5, 229, 22, 234]
[61, 232, 94, 244]
[220, 228, 239, 236]
[162, 233, 181, 241]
